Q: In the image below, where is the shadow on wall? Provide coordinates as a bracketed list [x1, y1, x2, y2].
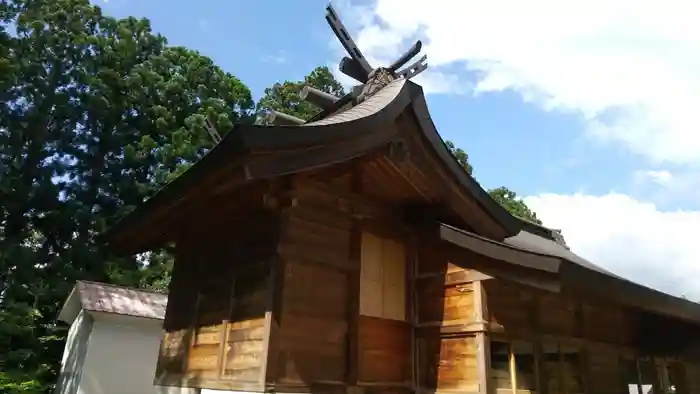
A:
[54, 311, 93, 394]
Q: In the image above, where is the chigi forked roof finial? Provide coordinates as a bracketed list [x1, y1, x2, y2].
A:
[267, 3, 429, 126]
[325, 3, 428, 84]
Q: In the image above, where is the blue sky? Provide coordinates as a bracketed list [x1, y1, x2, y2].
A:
[95, 0, 700, 298]
[98, 0, 643, 200]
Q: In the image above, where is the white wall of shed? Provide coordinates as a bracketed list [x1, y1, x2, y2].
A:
[77, 312, 192, 394]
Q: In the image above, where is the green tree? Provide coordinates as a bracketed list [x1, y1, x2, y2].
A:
[259, 67, 543, 226]
[487, 187, 542, 225]
[256, 66, 345, 122]
[445, 140, 473, 175]
[0, 0, 254, 392]
[445, 141, 541, 224]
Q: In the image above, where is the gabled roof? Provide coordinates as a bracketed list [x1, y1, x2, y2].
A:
[439, 223, 700, 324]
[58, 281, 167, 324]
[104, 78, 522, 254]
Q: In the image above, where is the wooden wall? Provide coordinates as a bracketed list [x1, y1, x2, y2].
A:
[415, 244, 486, 394]
[273, 189, 352, 389]
[267, 175, 413, 394]
[148, 164, 700, 394]
[484, 280, 636, 343]
[483, 279, 700, 394]
[154, 205, 278, 391]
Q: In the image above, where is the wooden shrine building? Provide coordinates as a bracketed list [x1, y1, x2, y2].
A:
[104, 5, 700, 394]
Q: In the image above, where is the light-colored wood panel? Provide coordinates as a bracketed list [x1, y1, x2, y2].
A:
[228, 318, 265, 330]
[384, 238, 406, 286]
[227, 325, 265, 342]
[225, 340, 264, 355]
[188, 345, 220, 371]
[224, 352, 263, 370]
[221, 367, 262, 382]
[383, 283, 406, 322]
[360, 231, 407, 321]
[362, 232, 384, 281]
[418, 333, 479, 391]
[361, 279, 384, 318]
[194, 328, 222, 346]
[416, 278, 475, 324]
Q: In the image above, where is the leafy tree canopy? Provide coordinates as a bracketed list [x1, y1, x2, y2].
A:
[445, 141, 542, 224]
[256, 67, 541, 226]
[0, 1, 547, 391]
[487, 187, 541, 225]
[256, 66, 345, 122]
[0, 0, 253, 392]
[445, 140, 473, 175]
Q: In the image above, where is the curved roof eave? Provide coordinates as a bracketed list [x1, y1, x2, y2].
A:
[102, 79, 413, 253]
[507, 226, 700, 323]
[440, 222, 700, 324]
[505, 230, 621, 278]
[405, 82, 522, 238]
[104, 77, 523, 253]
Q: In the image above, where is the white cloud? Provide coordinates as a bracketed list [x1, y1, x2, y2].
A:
[346, 0, 700, 165]
[524, 192, 700, 300]
[631, 167, 700, 206]
[636, 169, 674, 187]
[327, 2, 700, 296]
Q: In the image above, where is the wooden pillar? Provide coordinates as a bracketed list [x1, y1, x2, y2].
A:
[346, 162, 362, 392]
[262, 177, 293, 389]
[473, 280, 489, 394]
[530, 294, 544, 394]
[407, 233, 418, 392]
[634, 358, 643, 394]
[509, 342, 518, 394]
[575, 301, 590, 394]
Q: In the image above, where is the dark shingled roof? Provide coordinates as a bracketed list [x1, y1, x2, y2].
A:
[104, 78, 522, 253]
[504, 230, 621, 278]
[439, 223, 700, 324]
[100, 60, 700, 326]
[58, 281, 167, 323]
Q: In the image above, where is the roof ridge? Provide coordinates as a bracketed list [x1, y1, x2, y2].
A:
[515, 217, 569, 249]
[78, 280, 168, 296]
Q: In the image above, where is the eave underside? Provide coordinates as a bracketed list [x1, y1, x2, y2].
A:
[105, 79, 520, 254]
[438, 223, 700, 325]
[101, 77, 700, 328]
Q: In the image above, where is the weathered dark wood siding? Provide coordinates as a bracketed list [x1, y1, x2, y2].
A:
[483, 278, 700, 394]
[154, 200, 278, 391]
[415, 243, 485, 394]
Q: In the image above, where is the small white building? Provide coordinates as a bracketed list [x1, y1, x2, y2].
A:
[55, 280, 190, 394]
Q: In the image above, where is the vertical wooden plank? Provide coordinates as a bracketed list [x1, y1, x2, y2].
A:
[346, 161, 363, 389]
[185, 292, 203, 373]
[258, 251, 278, 388]
[258, 311, 273, 388]
[482, 279, 493, 394]
[658, 358, 670, 394]
[634, 358, 643, 394]
[575, 301, 590, 394]
[559, 345, 567, 394]
[531, 295, 543, 394]
[509, 342, 517, 394]
[264, 179, 291, 388]
[534, 341, 543, 394]
[473, 280, 489, 394]
[216, 276, 235, 379]
[407, 233, 418, 392]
